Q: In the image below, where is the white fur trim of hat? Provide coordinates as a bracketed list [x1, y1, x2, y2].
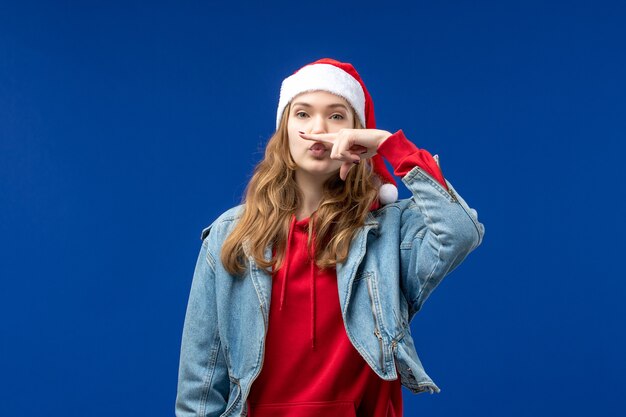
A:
[276, 63, 366, 130]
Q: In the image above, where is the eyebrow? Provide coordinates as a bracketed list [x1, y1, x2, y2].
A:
[292, 102, 349, 111]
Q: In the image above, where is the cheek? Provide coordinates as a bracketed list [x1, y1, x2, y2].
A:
[287, 134, 300, 159]
[287, 128, 305, 151]
[287, 116, 300, 133]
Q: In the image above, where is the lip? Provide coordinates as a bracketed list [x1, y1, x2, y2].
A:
[309, 141, 328, 151]
[308, 142, 328, 158]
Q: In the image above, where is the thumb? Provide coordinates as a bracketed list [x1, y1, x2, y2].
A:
[339, 160, 358, 181]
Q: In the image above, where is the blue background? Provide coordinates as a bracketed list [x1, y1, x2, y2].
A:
[2, 1, 624, 416]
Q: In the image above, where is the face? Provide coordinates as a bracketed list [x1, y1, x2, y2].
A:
[287, 90, 355, 185]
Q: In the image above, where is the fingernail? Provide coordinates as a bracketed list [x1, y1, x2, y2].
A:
[298, 131, 305, 134]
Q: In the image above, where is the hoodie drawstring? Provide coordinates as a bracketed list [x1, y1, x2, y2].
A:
[310, 213, 317, 350]
[278, 213, 318, 350]
[279, 214, 297, 311]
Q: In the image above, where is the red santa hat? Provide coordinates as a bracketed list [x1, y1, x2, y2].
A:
[276, 58, 398, 205]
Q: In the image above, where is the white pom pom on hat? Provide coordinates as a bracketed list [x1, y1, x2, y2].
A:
[276, 57, 398, 205]
[378, 183, 399, 205]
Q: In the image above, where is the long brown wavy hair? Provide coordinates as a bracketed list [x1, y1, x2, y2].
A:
[221, 103, 381, 276]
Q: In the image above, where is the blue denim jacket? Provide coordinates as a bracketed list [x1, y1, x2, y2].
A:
[176, 165, 485, 417]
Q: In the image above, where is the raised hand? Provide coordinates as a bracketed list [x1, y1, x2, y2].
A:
[298, 128, 392, 180]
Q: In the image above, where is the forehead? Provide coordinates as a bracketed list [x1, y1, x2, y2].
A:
[291, 90, 350, 107]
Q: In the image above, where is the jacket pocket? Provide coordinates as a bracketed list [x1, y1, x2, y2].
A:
[365, 272, 385, 371]
[221, 377, 242, 417]
[248, 400, 356, 417]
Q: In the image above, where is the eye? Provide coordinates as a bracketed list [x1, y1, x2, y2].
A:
[294, 111, 345, 120]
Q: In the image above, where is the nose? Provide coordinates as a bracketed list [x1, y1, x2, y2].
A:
[310, 114, 327, 134]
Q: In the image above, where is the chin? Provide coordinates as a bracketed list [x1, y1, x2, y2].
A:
[297, 165, 340, 181]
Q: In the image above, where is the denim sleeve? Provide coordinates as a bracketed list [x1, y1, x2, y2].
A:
[399, 166, 485, 321]
[175, 229, 230, 417]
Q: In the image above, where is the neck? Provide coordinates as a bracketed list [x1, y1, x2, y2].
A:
[294, 170, 329, 220]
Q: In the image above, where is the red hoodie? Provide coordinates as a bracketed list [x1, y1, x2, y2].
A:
[246, 130, 446, 417]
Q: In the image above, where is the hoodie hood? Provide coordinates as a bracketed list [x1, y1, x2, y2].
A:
[273, 198, 380, 349]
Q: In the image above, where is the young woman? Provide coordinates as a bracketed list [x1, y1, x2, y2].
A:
[176, 58, 485, 417]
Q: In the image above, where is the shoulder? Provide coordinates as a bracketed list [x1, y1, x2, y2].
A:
[369, 197, 425, 238]
[200, 204, 245, 241]
[370, 197, 414, 220]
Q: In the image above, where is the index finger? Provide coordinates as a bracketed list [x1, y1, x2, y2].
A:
[298, 131, 336, 144]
